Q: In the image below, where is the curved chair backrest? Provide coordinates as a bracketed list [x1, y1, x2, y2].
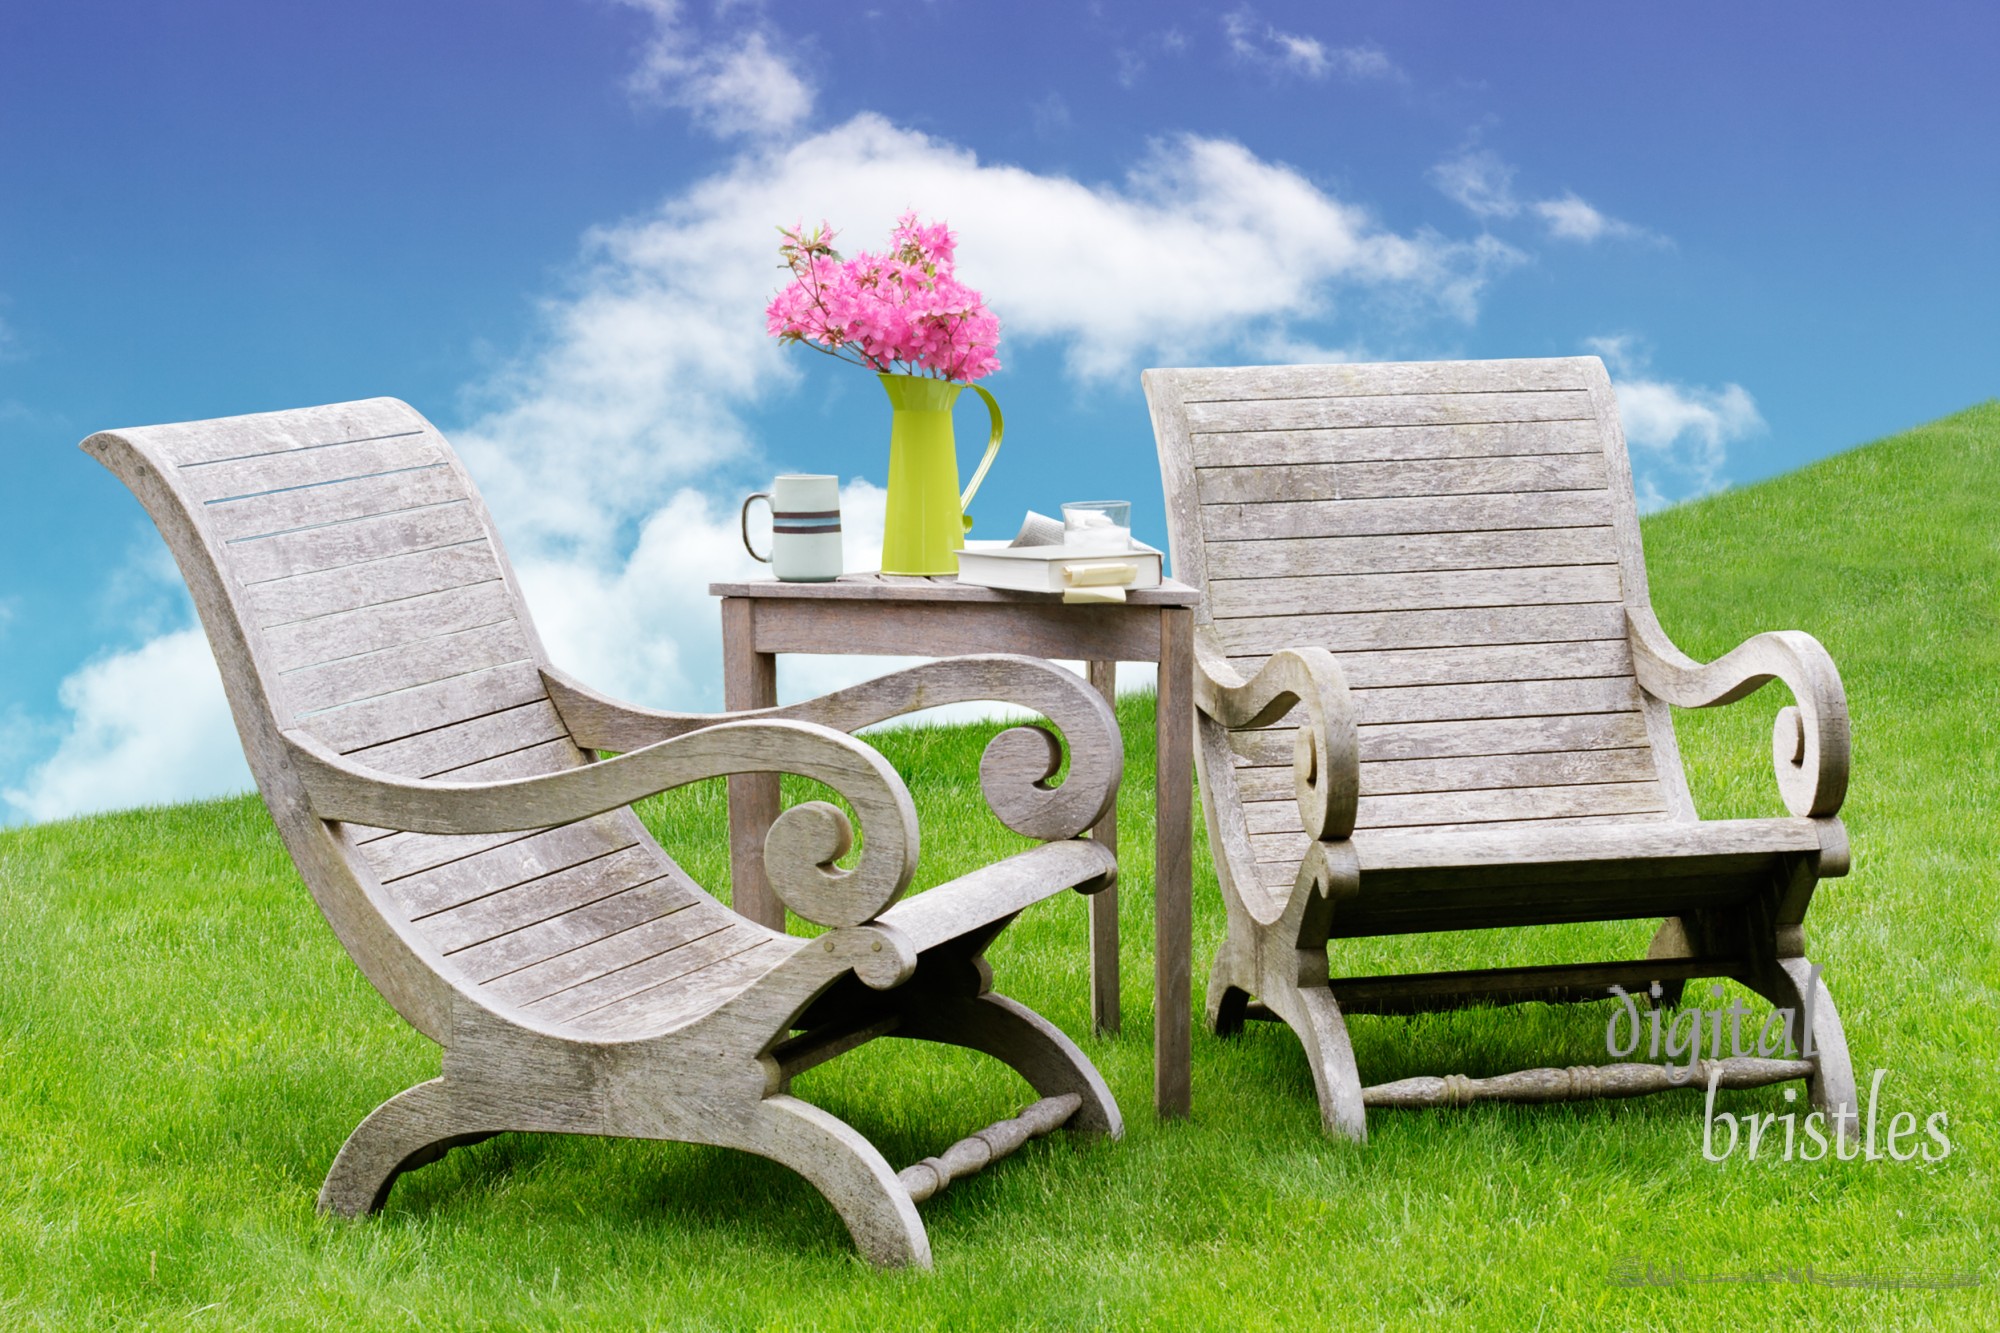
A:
[1146, 357, 1698, 882]
[84, 399, 743, 1042]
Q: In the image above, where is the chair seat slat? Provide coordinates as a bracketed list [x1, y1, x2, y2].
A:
[1190, 418, 1603, 468]
[1285, 676, 1644, 729]
[1202, 488, 1614, 541]
[347, 699, 570, 778]
[473, 896, 731, 1004]
[229, 502, 484, 586]
[1207, 526, 1619, 579]
[1196, 452, 1607, 505]
[386, 818, 639, 914]
[1183, 388, 1595, 433]
[1229, 712, 1653, 768]
[1207, 564, 1623, 621]
[581, 940, 799, 1039]
[521, 924, 771, 1023]
[1227, 638, 1634, 690]
[181, 432, 452, 504]
[284, 620, 532, 718]
[1236, 747, 1659, 802]
[264, 580, 517, 674]
[419, 847, 671, 955]
[1211, 603, 1627, 657]
[244, 538, 503, 628]
[206, 465, 462, 543]
[304, 659, 546, 753]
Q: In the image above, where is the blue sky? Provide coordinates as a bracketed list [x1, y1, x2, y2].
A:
[1, 0, 1994, 822]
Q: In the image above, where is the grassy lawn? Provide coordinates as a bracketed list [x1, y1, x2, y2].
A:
[2, 404, 1995, 1329]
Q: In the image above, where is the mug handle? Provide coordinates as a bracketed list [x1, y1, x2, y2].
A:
[741, 492, 773, 563]
[956, 384, 1004, 533]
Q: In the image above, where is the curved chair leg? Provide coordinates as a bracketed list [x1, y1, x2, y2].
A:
[896, 992, 1123, 1139]
[1206, 941, 1253, 1038]
[735, 1094, 931, 1269]
[1266, 983, 1367, 1142]
[1748, 956, 1859, 1145]
[319, 1078, 496, 1216]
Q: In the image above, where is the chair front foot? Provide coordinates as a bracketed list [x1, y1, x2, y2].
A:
[319, 1078, 497, 1216]
[1276, 982, 1368, 1142]
[1748, 955, 1860, 1145]
[737, 1095, 932, 1269]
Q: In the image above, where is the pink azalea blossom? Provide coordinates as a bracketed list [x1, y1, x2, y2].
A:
[765, 213, 1001, 382]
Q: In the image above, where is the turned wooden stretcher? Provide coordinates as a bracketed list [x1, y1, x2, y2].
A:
[85, 397, 1126, 1267]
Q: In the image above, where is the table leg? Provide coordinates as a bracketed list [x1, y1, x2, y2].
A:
[1155, 608, 1194, 1119]
[1086, 659, 1121, 1036]
[721, 598, 784, 930]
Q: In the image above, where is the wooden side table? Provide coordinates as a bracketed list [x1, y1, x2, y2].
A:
[709, 573, 1199, 1119]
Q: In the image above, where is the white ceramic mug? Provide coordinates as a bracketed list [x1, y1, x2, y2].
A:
[742, 474, 843, 582]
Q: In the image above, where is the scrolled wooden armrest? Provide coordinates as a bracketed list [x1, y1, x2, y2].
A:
[282, 720, 919, 928]
[1627, 607, 1850, 817]
[543, 653, 1121, 843]
[1195, 631, 1358, 840]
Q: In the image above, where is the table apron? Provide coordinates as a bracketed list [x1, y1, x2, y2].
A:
[744, 598, 1167, 662]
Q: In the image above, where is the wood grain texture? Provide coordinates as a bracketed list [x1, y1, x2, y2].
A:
[1202, 488, 1614, 542]
[1189, 417, 1603, 469]
[1195, 451, 1606, 505]
[84, 396, 1127, 1267]
[1362, 1057, 1817, 1108]
[1206, 526, 1617, 579]
[1154, 607, 1195, 1119]
[1205, 563, 1623, 620]
[1144, 357, 1858, 1141]
[1181, 389, 1595, 433]
[1086, 659, 1120, 1037]
[1208, 602, 1627, 657]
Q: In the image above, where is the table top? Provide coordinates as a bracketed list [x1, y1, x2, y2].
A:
[710, 571, 1202, 607]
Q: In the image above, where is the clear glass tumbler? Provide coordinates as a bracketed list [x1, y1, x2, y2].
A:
[1062, 500, 1132, 552]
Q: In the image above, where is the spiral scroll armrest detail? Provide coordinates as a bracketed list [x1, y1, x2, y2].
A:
[1194, 634, 1359, 841]
[1627, 606, 1850, 817]
[283, 718, 920, 928]
[544, 654, 1120, 844]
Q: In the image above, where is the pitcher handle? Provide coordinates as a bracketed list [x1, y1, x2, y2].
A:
[957, 383, 1004, 531]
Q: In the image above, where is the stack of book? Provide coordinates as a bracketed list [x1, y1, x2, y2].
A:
[953, 512, 1162, 603]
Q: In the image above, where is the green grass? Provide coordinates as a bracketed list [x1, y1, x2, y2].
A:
[3, 403, 1996, 1329]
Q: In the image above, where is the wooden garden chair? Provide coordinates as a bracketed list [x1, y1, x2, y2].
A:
[1144, 356, 1858, 1140]
[84, 398, 1126, 1268]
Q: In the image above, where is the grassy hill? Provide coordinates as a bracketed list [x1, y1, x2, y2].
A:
[2, 403, 1995, 1328]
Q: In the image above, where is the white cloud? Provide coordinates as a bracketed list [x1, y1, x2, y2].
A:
[1532, 192, 1650, 243]
[3, 628, 251, 824]
[458, 111, 1509, 715]
[616, 0, 813, 137]
[456, 113, 1502, 557]
[1431, 149, 1657, 245]
[18, 110, 1513, 822]
[1428, 148, 1519, 219]
[1222, 7, 1399, 81]
[1588, 336, 1764, 508]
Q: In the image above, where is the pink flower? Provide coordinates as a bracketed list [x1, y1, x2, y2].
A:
[765, 215, 1000, 382]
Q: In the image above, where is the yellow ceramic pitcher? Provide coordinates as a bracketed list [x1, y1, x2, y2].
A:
[878, 372, 1004, 575]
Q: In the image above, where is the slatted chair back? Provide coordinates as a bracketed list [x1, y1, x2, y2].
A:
[84, 399, 743, 1043]
[1148, 357, 1695, 888]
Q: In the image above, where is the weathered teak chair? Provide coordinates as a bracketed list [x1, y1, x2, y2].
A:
[1144, 356, 1857, 1139]
[84, 398, 1126, 1267]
